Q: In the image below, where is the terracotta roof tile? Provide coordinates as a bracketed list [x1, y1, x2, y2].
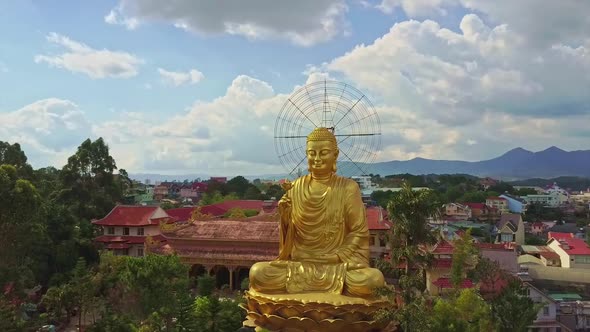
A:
[366, 206, 390, 230]
[166, 207, 196, 222]
[92, 205, 168, 226]
[170, 220, 280, 241]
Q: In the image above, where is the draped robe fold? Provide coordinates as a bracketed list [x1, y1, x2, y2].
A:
[249, 174, 384, 297]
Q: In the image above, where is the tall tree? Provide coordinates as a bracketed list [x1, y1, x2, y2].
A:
[58, 138, 124, 240]
[226, 176, 250, 197]
[386, 182, 442, 275]
[431, 289, 494, 332]
[0, 165, 45, 292]
[451, 229, 478, 289]
[490, 279, 540, 332]
[0, 141, 33, 178]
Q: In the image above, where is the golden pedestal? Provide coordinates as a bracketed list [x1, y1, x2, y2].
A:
[242, 290, 391, 332]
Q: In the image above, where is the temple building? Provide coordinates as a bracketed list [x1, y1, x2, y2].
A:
[94, 202, 390, 290]
[92, 205, 170, 257]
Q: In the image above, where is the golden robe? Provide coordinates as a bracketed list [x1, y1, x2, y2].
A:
[249, 175, 384, 297]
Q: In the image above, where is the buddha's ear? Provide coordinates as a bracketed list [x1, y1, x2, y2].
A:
[335, 148, 340, 158]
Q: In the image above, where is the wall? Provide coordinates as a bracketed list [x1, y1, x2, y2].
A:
[524, 264, 590, 284]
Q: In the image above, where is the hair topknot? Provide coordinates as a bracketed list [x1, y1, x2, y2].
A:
[306, 127, 337, 146]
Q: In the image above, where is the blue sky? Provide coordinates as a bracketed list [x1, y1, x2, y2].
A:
[1, 0, 590, 176]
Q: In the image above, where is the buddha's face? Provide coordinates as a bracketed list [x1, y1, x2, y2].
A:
[306, 140, 338, 175]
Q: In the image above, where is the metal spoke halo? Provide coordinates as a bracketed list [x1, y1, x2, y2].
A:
[274, 80, 381, 177]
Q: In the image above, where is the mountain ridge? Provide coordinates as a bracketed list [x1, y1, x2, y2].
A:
[129, 146, 590, 182]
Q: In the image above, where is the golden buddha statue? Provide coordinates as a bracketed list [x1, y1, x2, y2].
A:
[249, 127, 385, 298]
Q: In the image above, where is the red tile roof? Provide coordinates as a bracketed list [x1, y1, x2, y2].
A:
[191, 182, 208, 191]
[95, 235, 166, 245]
[547, 232, 574, 240]
[464, 202, 485, 209]
[93, 205, 170, 226]
[432, 277, 474, 289]
[550, 237, 590, 255]
[198, 200, 278, 217]
[166, 207, 196, 223]
[106, 243, 131, 249]
[366, 206, 390, 230]
[432, 240, 455, 254]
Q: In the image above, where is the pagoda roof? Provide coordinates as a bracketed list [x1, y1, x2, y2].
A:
[169, 220, 280, 242]
[92, 205, 171, 226]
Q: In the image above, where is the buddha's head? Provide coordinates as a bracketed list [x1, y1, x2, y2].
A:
[306, 127, 339, 175]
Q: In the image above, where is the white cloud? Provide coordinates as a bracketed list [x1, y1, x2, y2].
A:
[157, 68, 205, 86]
[106, 0, 349, 46]
[104, 9, 139, 30]
[0, 98, 91, 167]
[377, 0, 455, 16]
[34, 32, 143, 79]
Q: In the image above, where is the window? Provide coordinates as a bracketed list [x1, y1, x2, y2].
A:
[107, 227, 115, 235]
[123, 227, 130, 235]
[369, 236, 375, 246]
[543, 306, 549, 316]
[137, 227, 144, 236]
[137, 248, 144, 257]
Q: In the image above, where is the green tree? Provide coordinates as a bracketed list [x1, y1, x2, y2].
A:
[457, 191, 487, 203]
[431, 289, 494, 332]
[197, 275, 215, 297]
[0, 296, 24, 332]
[120, 254, 190, 329]
[0, 141, 33, 178]
[514, 188, 537, 196]
[193, 296, 244, 332]
[243, 185, 262, 200]
[451, 229, 478, 289]
[58, 138, 123, 234]
[226, 176, 250, 197]
[0, 165, 45, 292]
[264, 184, 284, 200]
[490, 280, 541, 332]
[386, 183, 441, 276]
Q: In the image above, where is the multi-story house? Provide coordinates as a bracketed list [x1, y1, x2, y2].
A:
[444, 203, 472, 221]
[547, 232, 590, 269]
[499, 193, 527, 213]
[366, 206, 391, 261]
[494, 213, 525, 245]
[486, 197, 509, 214]
[154, 185, 169, 200]
[426, 241, 474, 296]
[525, 283, 572, 332]
[93, 205, 170, 257]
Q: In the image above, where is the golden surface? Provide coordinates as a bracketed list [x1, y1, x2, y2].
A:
[243, 290, 390, 332]
[247, 127, 388, 330]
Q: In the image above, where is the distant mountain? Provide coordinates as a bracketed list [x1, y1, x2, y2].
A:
[342, 146, 590, 180]
[131, 146, 590, 182]
[509, 176, 590, 191]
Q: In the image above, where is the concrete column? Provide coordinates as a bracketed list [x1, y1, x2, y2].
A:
[227, 266, 237, 290]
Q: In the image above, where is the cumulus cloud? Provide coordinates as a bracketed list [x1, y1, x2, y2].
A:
[157, 68, 205, 86]
[105, 0, 349, 46]
[92, 75, 287, 174]
[34, 32, 143, 79]
[0, 98, 91, 167]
